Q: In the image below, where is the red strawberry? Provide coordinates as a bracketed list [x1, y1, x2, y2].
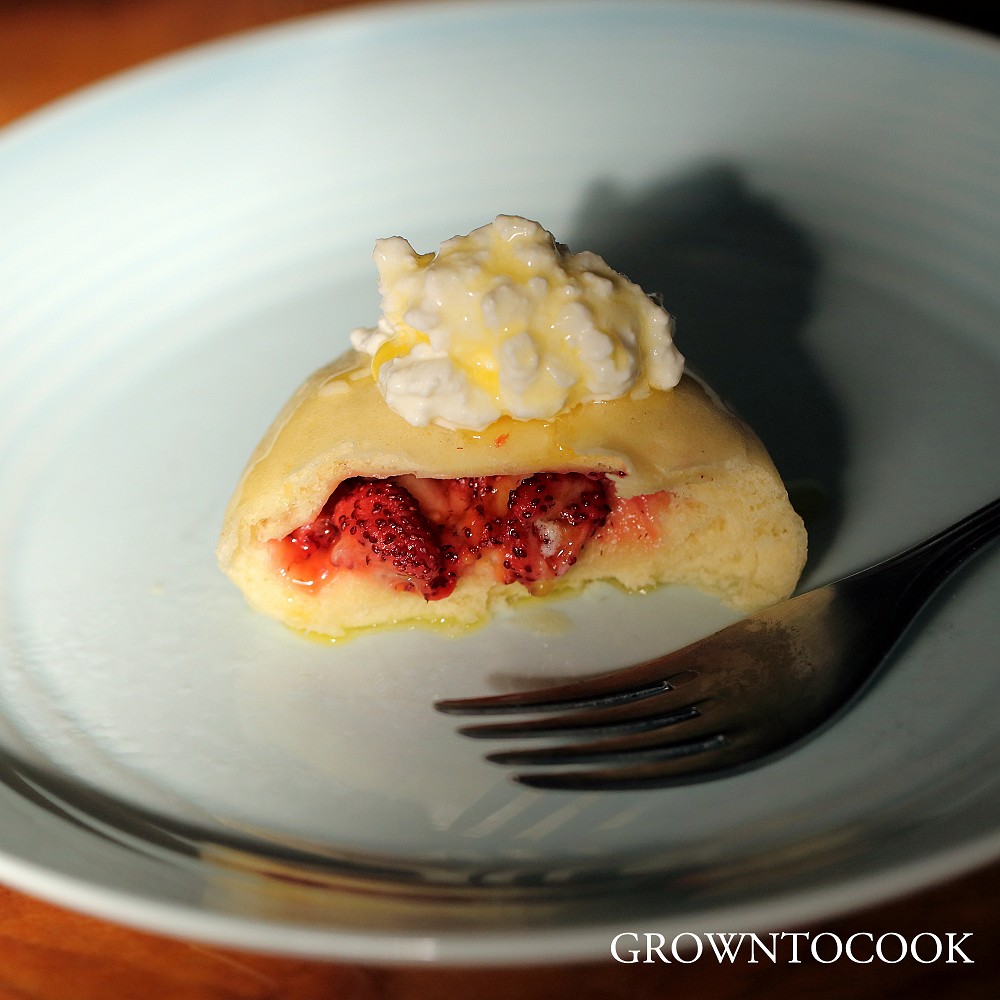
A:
[273, 510, 340, 587]
[327, 478, 456, 599]
[285, 513, 338, 559]
[278, 471, 617, 599]
[400, 475, 515, 574]
[443, 477, 513, 563]
[501, 473, 611, 585]
[393, 475, 473, 526]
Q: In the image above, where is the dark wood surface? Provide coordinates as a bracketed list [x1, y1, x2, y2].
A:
[1, 2, 998, 997]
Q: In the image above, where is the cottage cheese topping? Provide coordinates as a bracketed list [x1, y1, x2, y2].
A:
[350, 215, 684, 431]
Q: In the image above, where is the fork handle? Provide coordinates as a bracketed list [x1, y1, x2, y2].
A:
[847, 494, 1000, 623]
[895, 493, 998, 579]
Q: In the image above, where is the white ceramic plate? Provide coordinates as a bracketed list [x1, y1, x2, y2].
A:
[1, 0, 1000, 965]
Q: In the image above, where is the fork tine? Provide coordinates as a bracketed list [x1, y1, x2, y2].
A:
[435, 668, 702, 716]
[456, 697, 704, 740]
[435, 679, 669, 715]
[506, 731, 765, 791]
[512, 754, 730, 792]
[505, 734, 742, 791]
[489, 731, 729, 768]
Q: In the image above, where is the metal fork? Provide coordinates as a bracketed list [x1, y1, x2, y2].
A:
[435, 495, 1000, 791]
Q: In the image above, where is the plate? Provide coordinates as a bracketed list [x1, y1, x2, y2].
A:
[1, 0, 1000, 965]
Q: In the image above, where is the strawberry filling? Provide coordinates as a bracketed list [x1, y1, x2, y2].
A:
[273, 472, 664, 601]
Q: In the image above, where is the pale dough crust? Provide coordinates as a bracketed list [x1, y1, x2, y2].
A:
[218, 350, 807, 636]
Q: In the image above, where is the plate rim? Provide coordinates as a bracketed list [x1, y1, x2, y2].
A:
[2, 0, 1000, 964]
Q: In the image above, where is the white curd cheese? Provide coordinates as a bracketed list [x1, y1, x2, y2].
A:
[350, 215, 684, 431]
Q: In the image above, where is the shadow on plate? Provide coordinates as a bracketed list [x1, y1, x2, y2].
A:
[570, 163, 845, 567]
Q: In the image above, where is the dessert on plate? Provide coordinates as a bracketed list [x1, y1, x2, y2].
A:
[217, 216, 807, 637]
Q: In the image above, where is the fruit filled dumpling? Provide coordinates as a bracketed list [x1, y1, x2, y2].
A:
[217, 216, 807, 637]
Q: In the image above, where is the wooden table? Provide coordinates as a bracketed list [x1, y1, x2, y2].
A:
[1, 2, 998, 997]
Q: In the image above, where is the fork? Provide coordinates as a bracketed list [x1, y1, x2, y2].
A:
[435, 495, 1000, 791]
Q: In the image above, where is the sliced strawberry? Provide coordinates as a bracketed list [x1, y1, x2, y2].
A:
[397, 474, 516, 574]
[603, 491, 670, 547]
[273, 510, 339, 586]
[276, 471, 618, 600]
[327, 478, 456, 599]
[501, 473, 612, 585]
[498, 514, 547, 585]
[444, 477, 515, 564]
[392, 475, 472, 527]
[284, 513, 338, 560]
